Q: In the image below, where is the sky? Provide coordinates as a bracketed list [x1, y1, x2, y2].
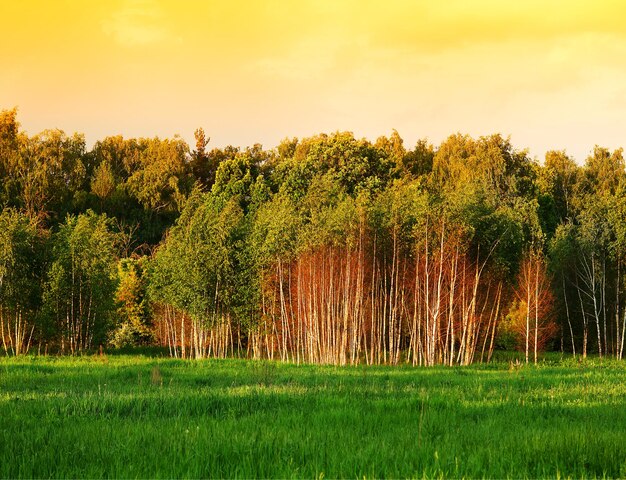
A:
[2, 0, 626, 163]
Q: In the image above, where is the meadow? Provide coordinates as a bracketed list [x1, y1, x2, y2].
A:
[1, 354, 626, 478]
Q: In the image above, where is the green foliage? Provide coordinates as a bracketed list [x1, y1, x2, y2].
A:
[0, 209, 42, 311]
[445, 185, 525, 275]
[110, 257, 152, 348]
[91, 135, 139, 181]
[275, 132, 394, 200]
[125, 136, 192, 213]
[400, 138, 435, 178]
[0, 209, 45, 354]
[540, 150, 578, 221]
[5, 128, 87, 220]
[0, 108, 20, 207]
[368, 179, 431, 251]
[91, 161, 116, 201]
[8, 107, 626, 359]
[149, 192, 245, 325]
[581, 146, 625, 197]
[432, 133, 536, 200]
[298, 174, 357, 249]
[250, 193, 301, 263]
[548, 222, 578, 274]
[42, 211, 120, 350]
[212, 149, 259, 206]
[607, 185, 626, 261]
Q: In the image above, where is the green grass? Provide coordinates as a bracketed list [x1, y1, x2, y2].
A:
[1, 354, 626, 478]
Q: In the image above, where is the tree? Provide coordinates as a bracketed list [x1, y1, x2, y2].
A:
[580, 146, 625, 197]
[42, 211, 119, 352]
[190, 127, 219, 188]
[149, 191, 245, 358]
[3, 128, 87, 221]
[110, 256, 153, 348]
[604, 184, 626, 359]
[401, 139, 434, 178]
[283, 132, 394, 197]
[91, 160, 116, 202]
[0, 209, 43, 355]
[125, 136, 192, 213]
[212, 149, 259, 206]
[432, 133, 535, 201]
[0, 108, 21, 207]
[7, 113, 626, 365]
[576, 195, 613, 358]
[549, 222, 579, 357]
[508, 250, 557, 363]
[541, 150, 579, 222]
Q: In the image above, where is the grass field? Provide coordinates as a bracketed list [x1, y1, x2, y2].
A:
[1, 354, 626, 478]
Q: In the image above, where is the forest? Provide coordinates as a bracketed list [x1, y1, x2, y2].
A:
[2, 107, 625, 365]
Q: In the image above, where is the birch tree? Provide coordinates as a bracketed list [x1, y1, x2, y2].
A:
[0, 209, 43, 355]
[42, 211, 119, 353]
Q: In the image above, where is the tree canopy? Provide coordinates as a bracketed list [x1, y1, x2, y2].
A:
[2, 108, 626, 363]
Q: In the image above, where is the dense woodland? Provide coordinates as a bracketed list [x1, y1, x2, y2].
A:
[1, 107, 626, 364]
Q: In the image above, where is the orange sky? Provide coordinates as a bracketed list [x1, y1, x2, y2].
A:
[2, 0, 626, 162]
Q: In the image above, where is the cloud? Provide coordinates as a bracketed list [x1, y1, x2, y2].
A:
[250, 37, 354, 81]
[362, 0, 626, 54]
[101, 0, 181, 47]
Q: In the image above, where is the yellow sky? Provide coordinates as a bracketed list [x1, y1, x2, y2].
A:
[2, 0, 626, 162]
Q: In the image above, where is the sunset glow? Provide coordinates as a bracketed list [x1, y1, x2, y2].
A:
[2, 0, 626, 161]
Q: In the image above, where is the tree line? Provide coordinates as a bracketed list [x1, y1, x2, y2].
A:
[1, 107, 625, 364]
